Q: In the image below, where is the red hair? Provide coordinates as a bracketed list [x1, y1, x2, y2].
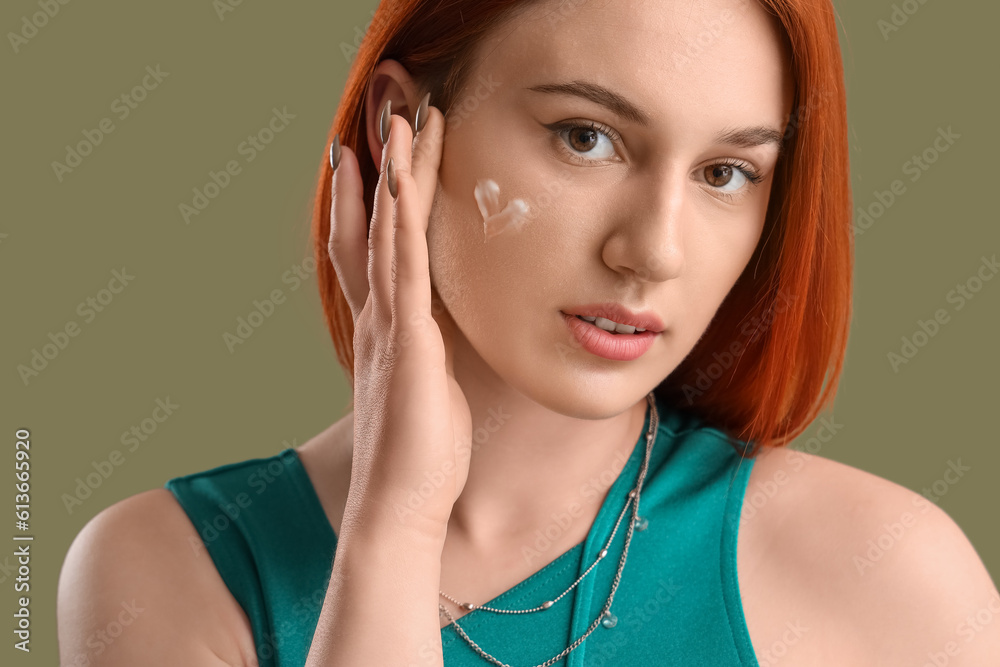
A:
[309, 0, 853, 455]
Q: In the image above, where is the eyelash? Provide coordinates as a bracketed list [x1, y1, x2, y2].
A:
[709, 159, 766, 203]
[546, 120, 765, 202]
[546, 120, 623, 166]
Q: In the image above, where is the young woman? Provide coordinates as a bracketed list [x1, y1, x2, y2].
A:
[58, 0, 1000, 665]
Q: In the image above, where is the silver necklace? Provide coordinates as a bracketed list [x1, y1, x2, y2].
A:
[438, 391, 658, 667]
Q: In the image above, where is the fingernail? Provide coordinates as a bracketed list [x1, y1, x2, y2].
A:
[387, 157, 398, 199]
[329, 133, 341, 171]
[414, 92, 430, 134]
[379, 99, 392, 145]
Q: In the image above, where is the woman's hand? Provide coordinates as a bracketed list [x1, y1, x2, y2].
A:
[327, 99, 472, 544]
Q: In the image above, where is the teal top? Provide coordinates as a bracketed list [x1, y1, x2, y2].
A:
[164, 394, 760, 666]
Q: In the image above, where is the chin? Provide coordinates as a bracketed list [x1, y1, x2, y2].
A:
[498, 349, 660, 421]
[546, 390, 648, 421]
[450, 305, 669, 420]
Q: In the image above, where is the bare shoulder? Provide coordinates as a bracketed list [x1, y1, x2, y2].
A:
[738, 446, 1000, 664]
[58, 488, 257, 666]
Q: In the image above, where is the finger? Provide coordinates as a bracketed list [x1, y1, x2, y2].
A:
[370, 112, 414, 318]
[328, 142, 369, 322]
[390, 170, 432, 328]
[410, 105, 446, 225]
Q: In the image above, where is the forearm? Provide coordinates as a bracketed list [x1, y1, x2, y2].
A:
[305, 517, 446, 667]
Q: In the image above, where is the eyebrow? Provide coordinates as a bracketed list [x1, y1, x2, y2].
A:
[526, 80, 786, 152]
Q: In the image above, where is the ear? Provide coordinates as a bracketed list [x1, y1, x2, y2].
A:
[365, 59, 422, 170]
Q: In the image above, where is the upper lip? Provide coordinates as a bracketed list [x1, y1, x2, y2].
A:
[562, 303, 666, 333]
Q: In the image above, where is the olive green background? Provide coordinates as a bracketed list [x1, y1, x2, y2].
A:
[2, 0, 996, 664]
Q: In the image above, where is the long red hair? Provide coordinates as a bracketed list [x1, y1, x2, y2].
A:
[309, 0, 853, 455]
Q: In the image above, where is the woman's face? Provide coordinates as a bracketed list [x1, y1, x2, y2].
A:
[425, 0, 794, 418]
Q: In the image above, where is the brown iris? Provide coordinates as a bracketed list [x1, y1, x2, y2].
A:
[567, 127, 599, 153]
[705, 164, 735, 187]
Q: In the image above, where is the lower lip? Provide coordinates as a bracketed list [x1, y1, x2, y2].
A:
[561, 312, 658, 361]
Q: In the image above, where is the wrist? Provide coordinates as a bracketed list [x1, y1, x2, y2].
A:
[340, 491, 451, 549]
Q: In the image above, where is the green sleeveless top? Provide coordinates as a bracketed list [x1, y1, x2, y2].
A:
[164, 394, 760, 666]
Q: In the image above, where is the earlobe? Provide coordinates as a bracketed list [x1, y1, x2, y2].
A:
[364, 59, 422, 169]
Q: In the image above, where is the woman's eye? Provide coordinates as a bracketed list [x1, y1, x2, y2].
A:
[702, 160, 765, 202]
[548, 121, 621, 164]
[544, 120, 765, 201]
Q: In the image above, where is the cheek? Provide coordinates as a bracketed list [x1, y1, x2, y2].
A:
[694, 200, 768, 280]
[430, 158, 568, 273]
[677, 202, 769, 328]
[425, 185, 478, 313]
[426, 173, 581, 344]
[425, 175, 529, 326]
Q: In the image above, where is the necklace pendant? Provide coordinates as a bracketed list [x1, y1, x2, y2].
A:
[601, 610, 618, 628]
[460, 602, 476, 610]
[633, 516, 648, 531]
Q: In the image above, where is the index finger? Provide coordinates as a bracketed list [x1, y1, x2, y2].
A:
[409, 101, 445, 228]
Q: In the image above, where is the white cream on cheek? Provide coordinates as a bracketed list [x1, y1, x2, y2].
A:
[474, 178, 531, 242]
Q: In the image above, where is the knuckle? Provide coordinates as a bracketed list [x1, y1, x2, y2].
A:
[372, 338, 400, 375]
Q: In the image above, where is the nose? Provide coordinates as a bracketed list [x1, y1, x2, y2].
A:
[600, 167, 686, 285]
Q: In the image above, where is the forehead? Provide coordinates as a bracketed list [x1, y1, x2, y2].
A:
[468, 0, 793, 132]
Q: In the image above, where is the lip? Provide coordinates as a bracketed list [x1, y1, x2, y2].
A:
[561, 303, 665, 333]
[560, 312, 658, 361]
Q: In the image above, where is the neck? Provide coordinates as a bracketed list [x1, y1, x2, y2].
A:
[445, 336, 651, 554]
